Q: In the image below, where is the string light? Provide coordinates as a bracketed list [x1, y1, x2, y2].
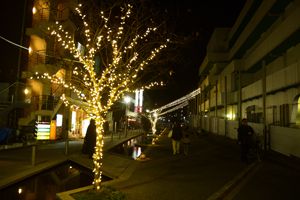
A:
[150, 88, 201, 114]
[146, 88, 201, 134]
[159, 101, 188, 116]
[25, 2, 173, 192]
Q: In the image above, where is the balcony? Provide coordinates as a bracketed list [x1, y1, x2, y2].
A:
[0, 82, 32, 119]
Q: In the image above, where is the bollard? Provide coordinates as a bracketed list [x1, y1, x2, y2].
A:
[31, 145, 36, 166]
[111, 131, 113, 142]
[65, 139, 69, 156]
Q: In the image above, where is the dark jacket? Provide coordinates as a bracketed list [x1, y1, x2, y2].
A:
[238, 124, 254, 145]
[171, 126, 183, 141]
[84, 120, 97, 155]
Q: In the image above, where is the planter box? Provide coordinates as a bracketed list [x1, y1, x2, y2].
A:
[0, 143, 23, 150]
[12, 143, 23, 147]
[27, 141, 38, 145]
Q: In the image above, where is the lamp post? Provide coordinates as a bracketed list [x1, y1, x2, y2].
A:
[124, 97, 130, 137]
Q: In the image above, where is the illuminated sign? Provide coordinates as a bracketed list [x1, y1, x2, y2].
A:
[36, 121, 50, 140]
[56, 114, 63, 127]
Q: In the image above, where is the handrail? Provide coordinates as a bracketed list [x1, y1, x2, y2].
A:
[52, 84, 63, 97]
[0, 82, 17, 95]
[285, 123, 300, 128]
[0, 82, 32, 96]
[32, 7, 71, 28]
[268, 121, 280, 126]
[23, 95, 61, 118]
[28, 49, 61, 70]
[0, 82, 32, 103]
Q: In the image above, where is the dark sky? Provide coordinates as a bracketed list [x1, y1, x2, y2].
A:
[0, 0, 247, 107]
[0, 1, 27, 82]
[145, 0, 247, 107]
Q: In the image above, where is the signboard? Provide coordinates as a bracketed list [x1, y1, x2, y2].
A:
[36, 121, 50, 140]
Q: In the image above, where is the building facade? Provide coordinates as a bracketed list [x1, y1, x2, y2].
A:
[16, 0, 92, 140]
[189, 0, 300, 158]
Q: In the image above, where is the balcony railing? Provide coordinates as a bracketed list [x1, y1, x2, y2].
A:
[0, 82, 32, 103]
[27, 48, 66, 71]
[23, 95, 61, 118]
[32, 7, 71, 28]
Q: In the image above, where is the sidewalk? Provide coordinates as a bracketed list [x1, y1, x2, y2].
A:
[59, 127, 300, 200]
[0, 129, 143, 190]
[1, 128, 300, 200]
[185, 128, 300, 172]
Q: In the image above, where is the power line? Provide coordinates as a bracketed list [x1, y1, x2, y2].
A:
[0, 36, 82, 64]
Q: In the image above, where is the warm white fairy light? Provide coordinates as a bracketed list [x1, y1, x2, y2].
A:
[146, 88, 201, 134]
[28, 2, 173, 192]
[145, 101, 188, 135]
[150, 88, 201, 114]
[159, 101, 188, 116]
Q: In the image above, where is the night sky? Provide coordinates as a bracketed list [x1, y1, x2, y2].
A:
[0, 0, 247, 106]
[0, 1, 27, 83]
[145, 0, 247, 107]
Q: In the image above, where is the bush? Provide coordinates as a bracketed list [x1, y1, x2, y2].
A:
[73, 185, 128, 200]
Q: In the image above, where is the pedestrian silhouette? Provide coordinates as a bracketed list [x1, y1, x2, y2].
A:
[83, 119, 97, 158]
[182, 133, 191, 155]
[238, 118, 254, 164]
[171, 120, 183, 155]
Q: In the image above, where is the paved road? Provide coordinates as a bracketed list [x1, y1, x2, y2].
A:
[1, 128, 300, 200]
[107, 129, 300, 200]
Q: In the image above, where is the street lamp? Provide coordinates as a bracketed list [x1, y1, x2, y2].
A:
[124, 97, 130, 137]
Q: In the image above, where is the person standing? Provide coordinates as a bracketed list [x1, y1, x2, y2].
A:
[195, 127, 203, 137]
[238, 118, 254, 164]
[171, 120, 183, 155]
[84, 119, 97, 158]
[182, 133, 191, 155]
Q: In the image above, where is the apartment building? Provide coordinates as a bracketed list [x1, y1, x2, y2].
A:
[189, 0, 300, 158]
[17, 0, 92, 140]
[0, 0, 144, 141]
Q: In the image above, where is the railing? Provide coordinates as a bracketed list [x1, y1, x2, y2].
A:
[57, 7, 71, 21]
[0, 82, 32, 103]
[32, 8, 50, 28]
[28, 49, 65, 71]
[269, 121, 280, 126]
[28, 50, 46, 71]
[286, 123, 300, 129]
[32, 7, 71, 28]
[23, 95, 61, 118]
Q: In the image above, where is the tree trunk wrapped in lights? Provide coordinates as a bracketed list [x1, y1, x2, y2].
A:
[28, 0, 196, 191]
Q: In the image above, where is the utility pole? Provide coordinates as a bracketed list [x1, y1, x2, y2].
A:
[14, 0, 28, 129]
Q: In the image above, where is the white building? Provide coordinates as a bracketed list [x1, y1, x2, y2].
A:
[189, 0, 300, 158]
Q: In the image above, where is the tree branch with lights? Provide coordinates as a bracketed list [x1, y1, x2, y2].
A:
[27, 0, 197, 191]
[144, 88, 201, 135]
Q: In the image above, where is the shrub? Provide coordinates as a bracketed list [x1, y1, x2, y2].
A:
[73, 185, 128, 200]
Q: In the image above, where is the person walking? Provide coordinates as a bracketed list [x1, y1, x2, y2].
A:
[171, 120, 183, 155]
[84, 119, 97, 158]
[238, 118, 254, 164]
[182, 133, 191, 155]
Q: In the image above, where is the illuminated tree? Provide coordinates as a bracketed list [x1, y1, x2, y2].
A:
[28, 0, 196, 191]
[146, 88, 201, 134]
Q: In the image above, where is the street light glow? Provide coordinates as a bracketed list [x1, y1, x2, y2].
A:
[124, 97, 130, 103]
